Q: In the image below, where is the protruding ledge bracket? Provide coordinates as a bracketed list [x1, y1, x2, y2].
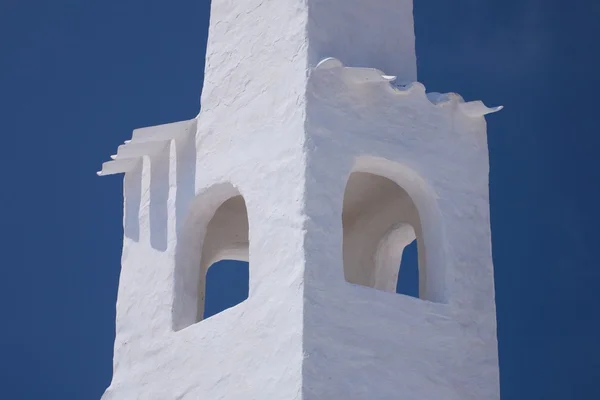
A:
[97, 118, 195, 177]
[97, 158, 140, 176]
[458, 101, 504, 118]
[114, 141, 170, 160]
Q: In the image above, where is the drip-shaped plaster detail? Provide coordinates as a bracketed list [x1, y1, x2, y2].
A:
[458, 101, 504, 117]
[314, 57, 503, 118]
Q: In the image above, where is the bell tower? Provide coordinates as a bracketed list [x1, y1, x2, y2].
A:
[98, 1, 502, 399]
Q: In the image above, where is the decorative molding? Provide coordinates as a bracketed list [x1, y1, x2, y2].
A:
[314, 57, 503, 118]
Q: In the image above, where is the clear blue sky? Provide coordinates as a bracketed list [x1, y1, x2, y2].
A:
[1, 1, 599, 399]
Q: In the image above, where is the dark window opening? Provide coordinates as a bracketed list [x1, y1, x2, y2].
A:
[396, 240, 419, 298]
[204, 260, 250, 320]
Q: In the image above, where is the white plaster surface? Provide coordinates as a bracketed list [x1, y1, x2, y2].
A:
[98, 1, 502, 399]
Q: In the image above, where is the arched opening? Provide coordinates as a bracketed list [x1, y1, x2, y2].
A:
[342, 171, 424, 298]
[173, 186, 250, 331]
[196, 195, 249, 322]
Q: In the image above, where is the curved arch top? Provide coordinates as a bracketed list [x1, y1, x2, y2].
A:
[350, 156, 447, 303]
[172, 182, 250, 331]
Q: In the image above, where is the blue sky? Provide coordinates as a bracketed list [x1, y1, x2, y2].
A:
[1, 0, 599, 398]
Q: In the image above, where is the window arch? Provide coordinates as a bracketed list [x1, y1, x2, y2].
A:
[197, 195, 249, 321]
[342, 171, 425, 299]
[173, 184, 250, 331]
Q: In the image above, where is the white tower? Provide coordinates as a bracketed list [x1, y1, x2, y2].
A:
[98, 1, 502, 399]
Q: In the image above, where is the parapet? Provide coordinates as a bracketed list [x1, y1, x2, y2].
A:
[312, 58, 503, 119]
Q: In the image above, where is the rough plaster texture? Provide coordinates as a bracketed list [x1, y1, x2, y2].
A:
[98, 1, 502, 399]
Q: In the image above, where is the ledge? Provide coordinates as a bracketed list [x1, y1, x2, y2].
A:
[97, 119, 195, 176]
[314, 57, 503, 118]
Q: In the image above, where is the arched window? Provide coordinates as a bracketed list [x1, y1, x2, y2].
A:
[342, 171, 424, 298]
[197, 195, 249, 321]
[173, 185, 250, 331]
